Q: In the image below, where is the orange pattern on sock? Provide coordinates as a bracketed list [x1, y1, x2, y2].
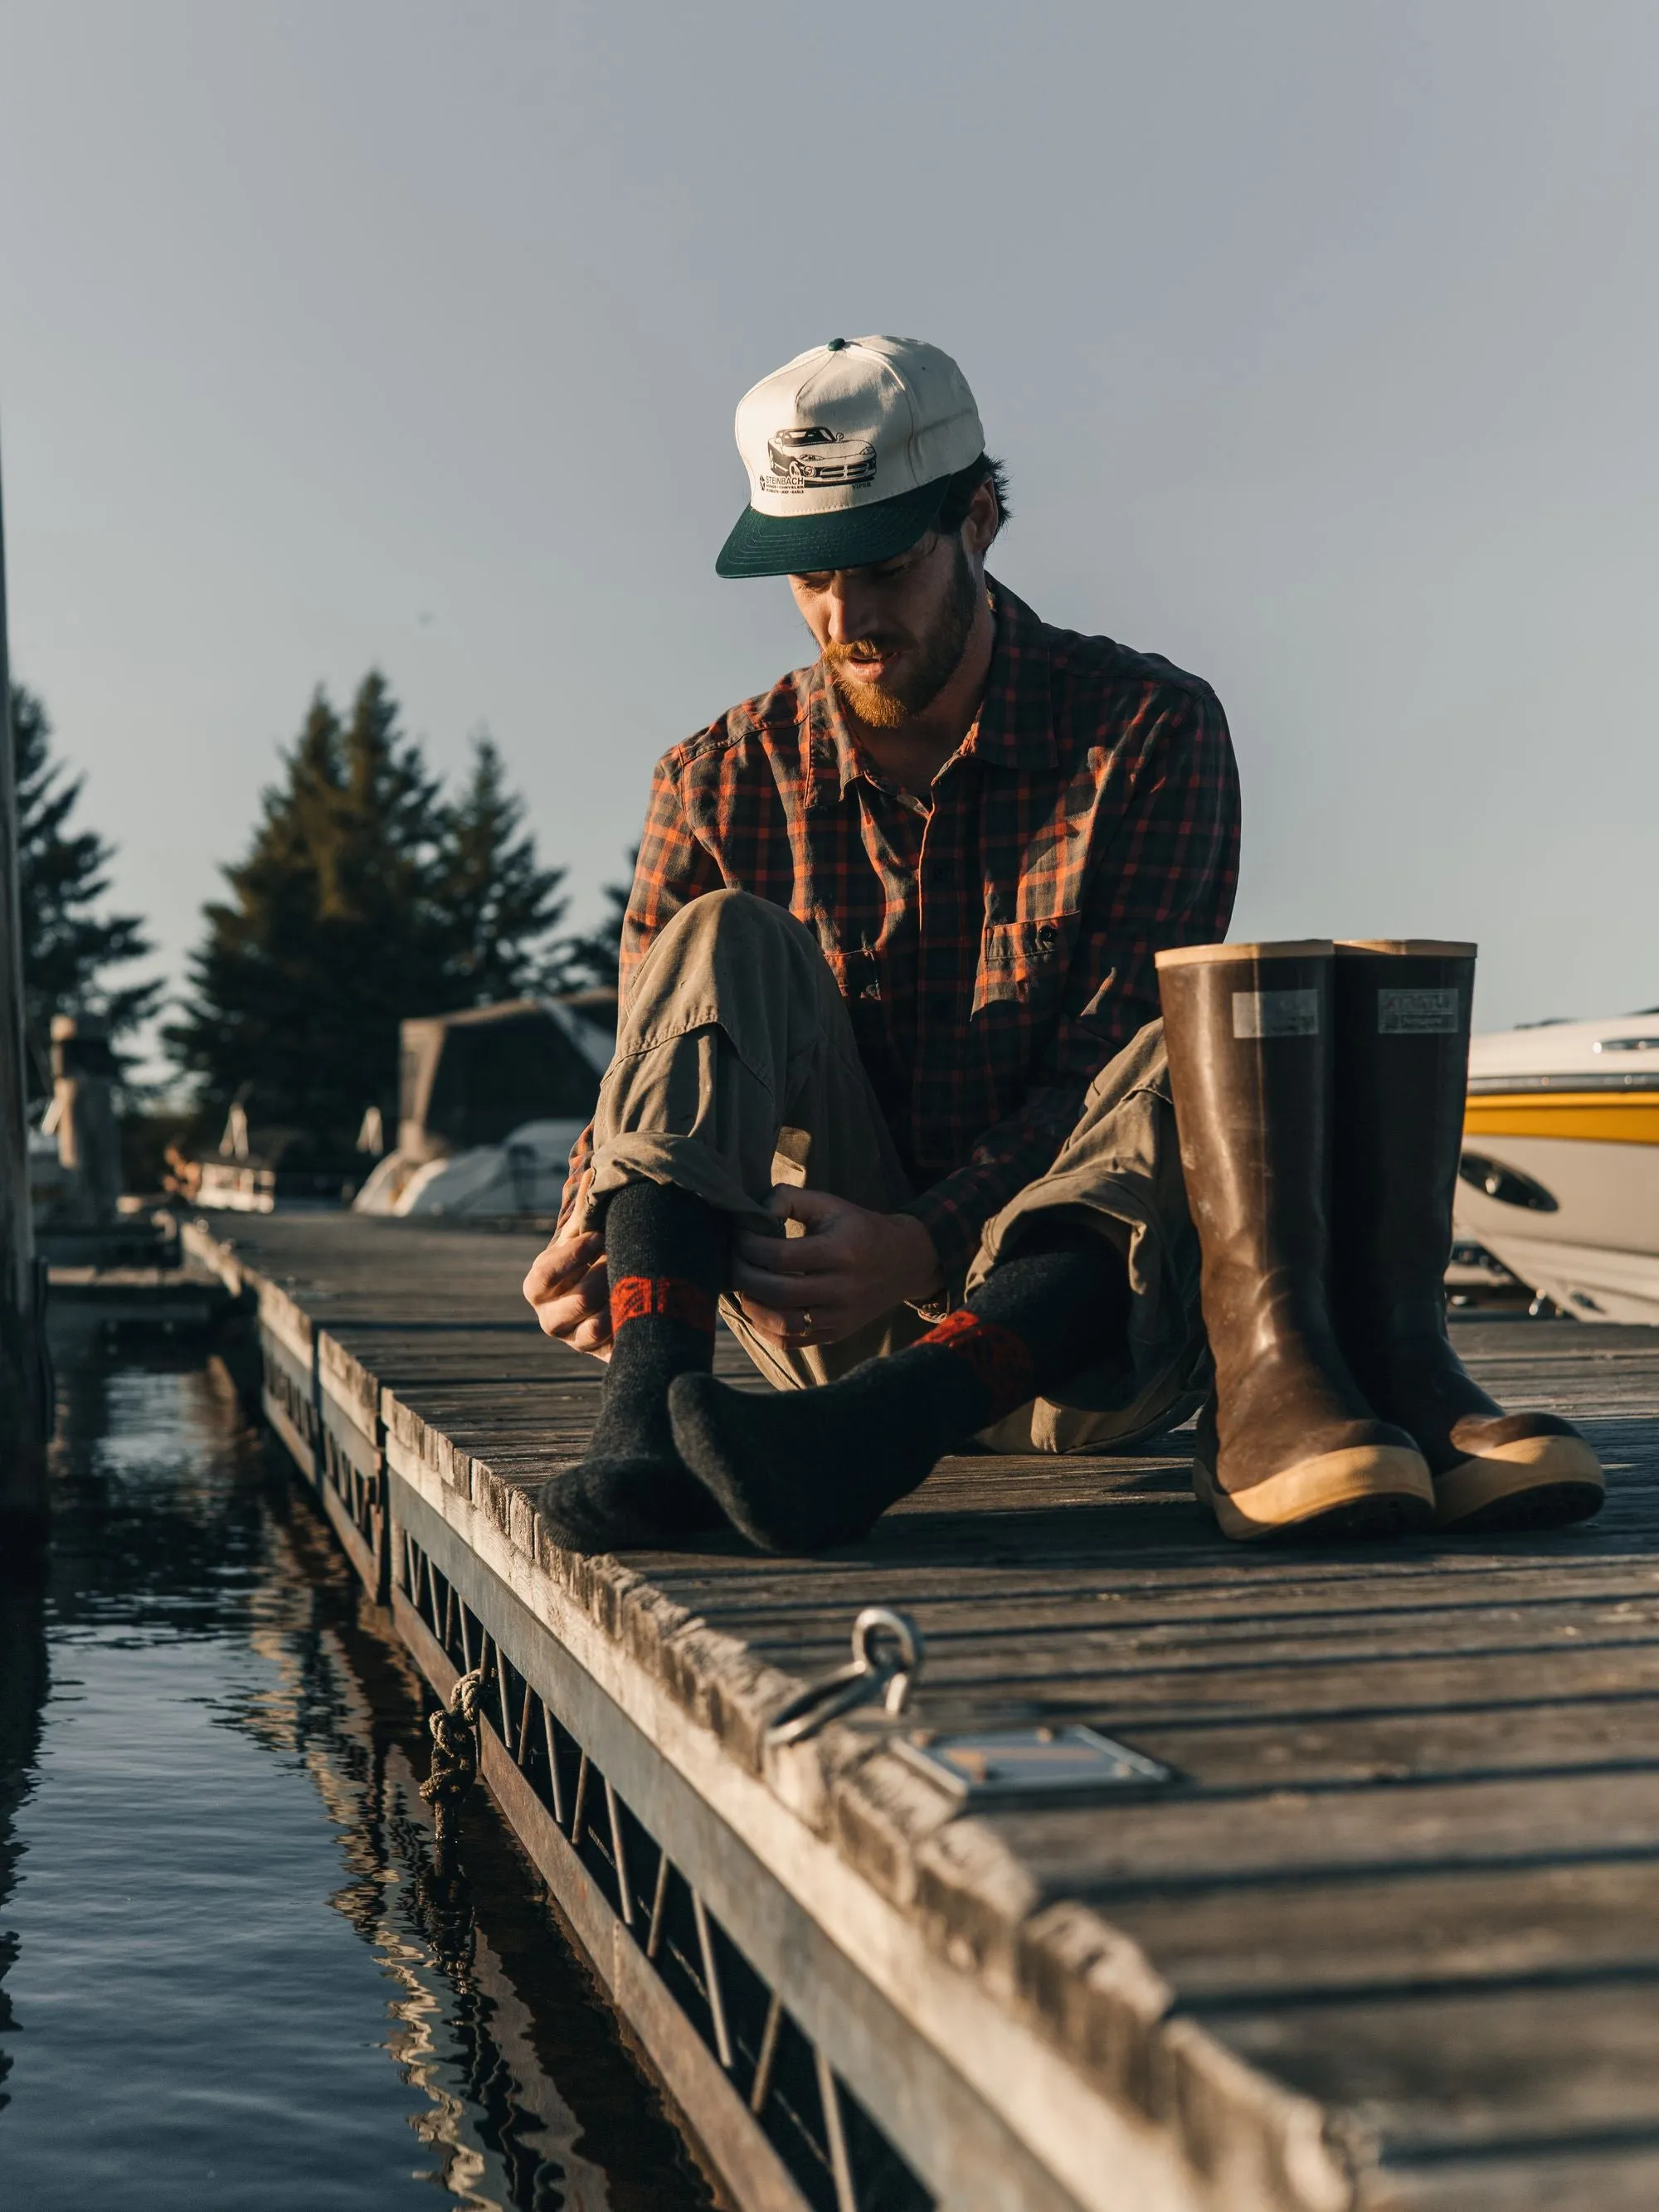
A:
[921, 1309, 1035, 1417]
[611, 1276, 718, 1334]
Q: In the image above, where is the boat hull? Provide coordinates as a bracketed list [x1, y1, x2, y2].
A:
[1454, 1116, 1659, 1322]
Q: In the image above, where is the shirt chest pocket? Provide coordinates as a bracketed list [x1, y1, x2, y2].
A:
[974, 912, 1078, 1014]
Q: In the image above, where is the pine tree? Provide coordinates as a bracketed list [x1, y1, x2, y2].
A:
[166, 674, 572, 1164]
[440, 735, 568, 1004]
[167, 674, 446, 1158]
[10, 684, 160, 1101]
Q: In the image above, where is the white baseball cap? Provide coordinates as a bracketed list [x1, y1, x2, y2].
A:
[716, 335, 986, 578]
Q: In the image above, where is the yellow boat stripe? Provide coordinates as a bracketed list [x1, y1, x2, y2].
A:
[1465, 1093, 1659, 1145]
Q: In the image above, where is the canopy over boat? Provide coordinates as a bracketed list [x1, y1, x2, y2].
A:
[396, 995, 613, 1164]
[356, 996, 615, 1219]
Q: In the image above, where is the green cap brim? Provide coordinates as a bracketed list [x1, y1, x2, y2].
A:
[715, 474, 953, 579]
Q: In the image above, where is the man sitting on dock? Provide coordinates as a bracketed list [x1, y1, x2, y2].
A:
[522, 333, 1243, 1553]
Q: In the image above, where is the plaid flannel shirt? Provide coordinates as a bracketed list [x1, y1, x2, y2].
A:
[563, 579, 1240, 1274]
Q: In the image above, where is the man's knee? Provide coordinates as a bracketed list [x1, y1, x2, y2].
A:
[655, 888, 816, 960]
[1078, 1017, 1168, 1117]
[635, 892, 830, 1031]
[619, 890, 833, 1072]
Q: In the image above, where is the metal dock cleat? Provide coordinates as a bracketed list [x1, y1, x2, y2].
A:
[766, 1607, 1173, 1802]
[764, 1606, 923, 1748]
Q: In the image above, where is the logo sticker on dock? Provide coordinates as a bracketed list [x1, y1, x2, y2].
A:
[1233, 988, 1319, 1038]
[1378, 987, 1459, 1034]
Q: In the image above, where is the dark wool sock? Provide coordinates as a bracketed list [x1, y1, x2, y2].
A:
[533, 1181, 727, 1553]
[669, 1228, 1131, 1554]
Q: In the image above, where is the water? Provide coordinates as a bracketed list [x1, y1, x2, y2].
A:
[0, 1354, 716, 2211]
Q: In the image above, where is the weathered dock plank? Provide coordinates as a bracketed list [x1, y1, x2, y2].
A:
[44, 1261, 229, 1340]
[185, 1211, 1659, 2211]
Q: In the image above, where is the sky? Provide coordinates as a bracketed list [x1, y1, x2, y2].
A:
[2, 0, 1657, 1080]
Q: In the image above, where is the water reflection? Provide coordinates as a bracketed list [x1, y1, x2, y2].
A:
[0, 1355, 712, 2212]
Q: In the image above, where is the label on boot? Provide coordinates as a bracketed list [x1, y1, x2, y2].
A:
[1378, 986, 1460, 1033]
[1233, 988, 1319, 1038]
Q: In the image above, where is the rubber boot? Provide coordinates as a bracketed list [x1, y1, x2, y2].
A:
[1156, 940, 1434, 1541]
[1331, 941, 1604, 1531]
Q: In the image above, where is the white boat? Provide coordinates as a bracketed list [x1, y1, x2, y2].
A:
[354, 1116, 591, 1218]
[1453, 1009, 1659, 1322]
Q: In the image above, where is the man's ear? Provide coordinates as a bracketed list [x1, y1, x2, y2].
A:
[964, 476, 1001, 561]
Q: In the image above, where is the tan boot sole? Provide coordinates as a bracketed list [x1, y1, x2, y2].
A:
[1435, 1433, 1605, 1532]
[1196, 1443, 1434, 1543]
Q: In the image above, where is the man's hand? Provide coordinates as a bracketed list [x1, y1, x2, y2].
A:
[523, 1174, 612, 1359]
[732, 1187, 943, 1349]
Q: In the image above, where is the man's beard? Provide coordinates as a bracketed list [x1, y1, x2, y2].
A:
[825, 542, 980, 728]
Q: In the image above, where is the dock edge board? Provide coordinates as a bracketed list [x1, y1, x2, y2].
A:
[185, 1218, 1357, 2212]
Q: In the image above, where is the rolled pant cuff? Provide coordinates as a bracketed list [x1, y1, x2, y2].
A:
[581, 1135, 778, 1235]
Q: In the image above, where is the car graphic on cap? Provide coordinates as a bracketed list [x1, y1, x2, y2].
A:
[766, 425, 878, 489]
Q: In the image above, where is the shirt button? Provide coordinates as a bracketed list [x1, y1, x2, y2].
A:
[1036, 922, 1058, 950]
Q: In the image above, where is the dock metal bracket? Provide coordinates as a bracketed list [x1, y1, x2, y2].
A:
[765, 1607, 923, 1748]
[896, 1723, 1172, 1806]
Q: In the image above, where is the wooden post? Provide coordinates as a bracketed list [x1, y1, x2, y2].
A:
[0, 423, 51, 1543]
[50, 1012, 122, 1224]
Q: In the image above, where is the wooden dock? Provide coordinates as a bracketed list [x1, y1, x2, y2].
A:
[182, 1208, 1659, 2212]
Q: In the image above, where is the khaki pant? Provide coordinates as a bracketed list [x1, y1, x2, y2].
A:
[578, 891, 1208, 1452]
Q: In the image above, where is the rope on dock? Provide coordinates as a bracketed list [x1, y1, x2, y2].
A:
[421, 1665, 486, 1844]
